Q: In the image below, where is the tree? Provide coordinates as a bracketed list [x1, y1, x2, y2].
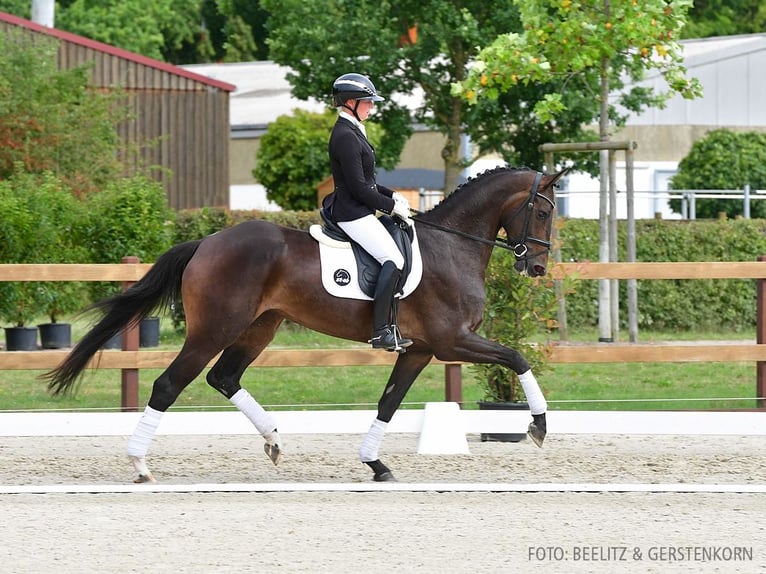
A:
[263, 0, 598, 193]
[456, 0, 702, 133]
[669, 129, 766, 218]
[0, 31, 128, 196]
[0, 0, 270, 65]
[201, 0, 270, 62]
[56, 0, 213, 63]
[683, 0, 766, 38]
[254, 109, 384, 210]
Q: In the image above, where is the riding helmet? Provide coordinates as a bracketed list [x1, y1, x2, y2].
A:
[332, 73, 385, 107]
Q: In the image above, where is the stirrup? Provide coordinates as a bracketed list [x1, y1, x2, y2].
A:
[369, 326, 412, 353]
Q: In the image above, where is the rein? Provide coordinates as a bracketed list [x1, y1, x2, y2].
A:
[408, 171, 552, 260]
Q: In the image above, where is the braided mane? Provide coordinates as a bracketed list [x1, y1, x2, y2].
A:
[425, 165, 534, 216]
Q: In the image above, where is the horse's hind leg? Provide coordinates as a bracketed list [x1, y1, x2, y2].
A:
[360, 349, 433, 481]
[206, 312, 284, 466]
[127, 340, 223, 483]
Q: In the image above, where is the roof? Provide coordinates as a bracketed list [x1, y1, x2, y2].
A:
[182, 61, 326, 128]
[376, 168, 463, 191]
[0, 11, 235, 92]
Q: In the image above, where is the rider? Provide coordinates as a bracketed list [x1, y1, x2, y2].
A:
[323, 72, 413, 352]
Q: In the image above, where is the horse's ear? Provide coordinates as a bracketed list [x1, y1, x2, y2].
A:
[545, 168, 570, 188]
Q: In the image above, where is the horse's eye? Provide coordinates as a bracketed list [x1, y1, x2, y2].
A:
[536, 210, 549, 221]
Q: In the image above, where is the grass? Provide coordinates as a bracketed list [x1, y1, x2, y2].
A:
[0, 315, 761, 412]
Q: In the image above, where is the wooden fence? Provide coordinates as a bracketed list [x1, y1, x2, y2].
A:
[2, 259, 766, 410]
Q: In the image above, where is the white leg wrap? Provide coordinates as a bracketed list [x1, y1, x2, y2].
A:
[126, 406, 163, 458]
[230, 388, 277, 436]
[519, 370, 547, 415]
[359, 418, 388, 462]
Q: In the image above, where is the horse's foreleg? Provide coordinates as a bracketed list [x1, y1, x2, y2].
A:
[518, 370, 547, 446]
[360, 349, 433, 481]
[441, 332, 547, 446]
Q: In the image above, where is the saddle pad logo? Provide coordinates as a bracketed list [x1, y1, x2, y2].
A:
[333, 269, 351, 286]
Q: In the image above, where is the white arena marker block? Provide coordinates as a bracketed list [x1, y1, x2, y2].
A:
[417, 402, 470, 455]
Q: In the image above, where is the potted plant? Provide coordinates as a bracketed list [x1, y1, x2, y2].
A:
[472, 247, 565, 441]
[37, 187, 89, 349]
[0, 173, 54, 350]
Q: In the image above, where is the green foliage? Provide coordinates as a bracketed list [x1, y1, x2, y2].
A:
[0, 31, 128, 195]
[254, 110, 338, 210]
[457, 0, 702, 124]
[253, 109, 388, 211]
[669, 129, 766, 218]
[683, 0, 766, 38]
[558, 218, 766, 332]
[82, 176, 174, 300]
[263, 0, 552, 191]
[0, 171, 89, 326]
[57, 0, 212, 62]
[472, 250, 563, 402]
[173, 207, 235, 243]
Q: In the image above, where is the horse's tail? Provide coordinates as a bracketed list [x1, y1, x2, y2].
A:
[44, 239, 202, 396]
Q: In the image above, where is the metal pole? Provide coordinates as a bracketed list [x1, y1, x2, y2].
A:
[626, 145, 638, 342]
[744, 184, 751, 219]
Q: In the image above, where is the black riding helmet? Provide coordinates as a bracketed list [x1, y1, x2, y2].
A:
[332, 73, 384, 121]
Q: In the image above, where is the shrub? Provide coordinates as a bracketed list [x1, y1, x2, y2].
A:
[0, 171, 89, 326]
[669, 129, 766, 218]
[82, 176, 174, 301]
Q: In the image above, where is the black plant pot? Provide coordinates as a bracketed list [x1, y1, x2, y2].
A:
[38, 323, 72, 349]
[102, 332, 122, 349]
[139, 317, 160, 347]
[477, 401, 529, 442]
[4, 326, 39, 351]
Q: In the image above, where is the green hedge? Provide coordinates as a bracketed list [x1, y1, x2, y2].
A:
[558, 218, 766, 331]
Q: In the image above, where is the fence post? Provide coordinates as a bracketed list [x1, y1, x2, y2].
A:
[758, 256, 766, 410]
[121, 256, 140, 412]
[444, 364, 463, 407]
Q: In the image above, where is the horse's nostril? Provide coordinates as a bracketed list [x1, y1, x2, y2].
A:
[533, 265, 546, 276]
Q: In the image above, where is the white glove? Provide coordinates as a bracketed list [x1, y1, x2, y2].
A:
[391, 195, 413, 227]
[392, 192, 410, 210]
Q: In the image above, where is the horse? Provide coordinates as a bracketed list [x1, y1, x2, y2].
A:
[45, 166, 567, 483]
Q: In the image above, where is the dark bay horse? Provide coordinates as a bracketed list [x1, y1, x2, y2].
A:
[46, 166, 567, 482]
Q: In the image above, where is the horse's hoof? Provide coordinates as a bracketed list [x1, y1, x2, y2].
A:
[364, 459, 396, 482]
[527, 413, 547, 448]
[133, 473, 156, 484]
[373, 470, 397, 482]
[264, 443, 281, 466]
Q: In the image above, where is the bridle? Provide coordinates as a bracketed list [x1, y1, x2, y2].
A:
[408, 171, 555, 262]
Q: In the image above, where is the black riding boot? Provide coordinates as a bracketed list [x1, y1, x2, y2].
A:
[370, 261, 412, 352]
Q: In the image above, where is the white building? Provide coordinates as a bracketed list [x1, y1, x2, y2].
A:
[561, 33, 766, 219]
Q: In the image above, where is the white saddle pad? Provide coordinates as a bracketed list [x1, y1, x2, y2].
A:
[310, 225, 423, 301]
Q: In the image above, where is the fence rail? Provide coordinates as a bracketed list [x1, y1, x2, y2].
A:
[2, 260, 766, 410]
